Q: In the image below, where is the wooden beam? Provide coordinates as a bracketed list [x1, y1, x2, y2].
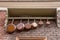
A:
[16, 36, 47, 40]
[0, 0, 59, 2]
[0, 2, 60, 8]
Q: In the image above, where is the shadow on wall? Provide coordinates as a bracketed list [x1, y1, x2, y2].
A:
[8, 8, 56, 17]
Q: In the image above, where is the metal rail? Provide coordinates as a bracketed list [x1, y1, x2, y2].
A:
[8, 17, 56, 19]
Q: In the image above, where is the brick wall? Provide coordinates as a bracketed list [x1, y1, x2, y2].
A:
[0, 21, 60, 40]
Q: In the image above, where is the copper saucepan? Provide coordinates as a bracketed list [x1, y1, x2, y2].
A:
[25, 18, 31, 30]
[38, 19, 44, 26]
[16, 19, 25, 31]
[31, 19, 38, 28]
[6, 19, 16, 33]
[46, 19, 50, 26]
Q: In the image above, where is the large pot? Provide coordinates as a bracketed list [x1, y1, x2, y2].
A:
[6, 23, 16, 33]
[6, 19, 16, 33]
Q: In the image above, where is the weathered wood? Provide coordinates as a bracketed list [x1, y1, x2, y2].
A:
[0, 0, 59, 2]
[0, 2, 60, 8]
[16, 36, 47, 40]
[0, 0, 17, 1]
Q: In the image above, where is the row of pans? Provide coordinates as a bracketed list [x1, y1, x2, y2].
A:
[6, 19, 50, 34]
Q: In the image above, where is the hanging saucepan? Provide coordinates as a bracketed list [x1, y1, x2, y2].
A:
[38, 19, 44, 26]
[25, 18, 31, 30]
[6, 19, 16, 33]
[31, 19, 38, 29]
[46, 19, 50, 26]
[16, 19, 25, 31]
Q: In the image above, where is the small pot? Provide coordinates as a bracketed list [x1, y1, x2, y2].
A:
[25, 23, 31, 30]
[16, 19, 25, 31]
[46, 19, 50, 25]
[25, 19, 31, 30]
[31, 19, 38, 28]
[38, 19, 44, 25]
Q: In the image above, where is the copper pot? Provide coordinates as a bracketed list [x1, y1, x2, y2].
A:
[38, 19, 43, 25]
[31, 19, 38, 28]
[46, 19, 50, 25]
[25, 19, 31, 30]
[6, 19, 16, 33]
[16, 19, 25, 31]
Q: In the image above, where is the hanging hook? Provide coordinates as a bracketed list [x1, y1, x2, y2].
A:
[47, 19, 48, 21]
[20, 19, 22, 23]
[12, 19, 14, 24]
[40, 19, 41, 21]
[28, 16, 30, 23]
[34, 17, 36, 22]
